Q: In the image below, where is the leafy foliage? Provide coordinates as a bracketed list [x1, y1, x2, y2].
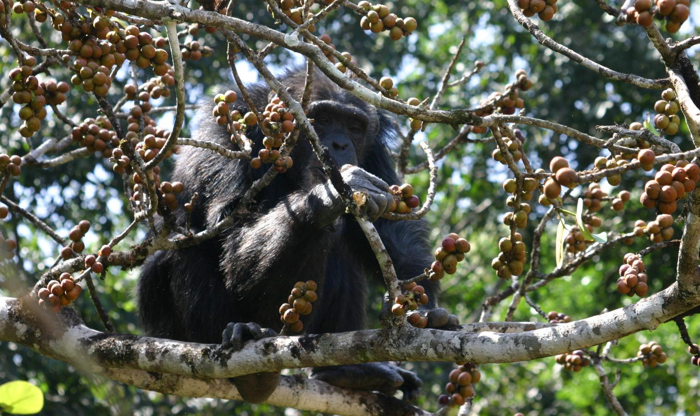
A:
[0, 380, 43, 415]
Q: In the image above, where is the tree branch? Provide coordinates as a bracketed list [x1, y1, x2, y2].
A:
[3, 281, 698, 378]
[505, 0, 669, 89]
[592, 360, 628, 416]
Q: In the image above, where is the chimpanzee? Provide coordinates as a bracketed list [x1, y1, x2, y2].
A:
[137, 68, 454, 404]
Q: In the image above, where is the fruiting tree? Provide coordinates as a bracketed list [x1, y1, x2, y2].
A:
[1, 0, 700, 414]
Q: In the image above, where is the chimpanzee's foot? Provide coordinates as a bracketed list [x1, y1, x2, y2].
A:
[221, 322, 280, 404]
[311, 362, 423, 401]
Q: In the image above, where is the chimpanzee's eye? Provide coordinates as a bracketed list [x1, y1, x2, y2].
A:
[315, 113, 331, 125]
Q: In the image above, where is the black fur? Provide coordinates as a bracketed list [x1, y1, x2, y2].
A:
[137, 68, 438, 401]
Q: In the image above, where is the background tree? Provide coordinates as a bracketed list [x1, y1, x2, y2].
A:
[1, 0, 700, 414]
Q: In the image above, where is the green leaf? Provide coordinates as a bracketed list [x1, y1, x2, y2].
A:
[644, 118, 661, 137]
[575, 199, 608, 244]
[556, 217, 566, 267]
[558, 208, 576, 217]
[591, 231, 608, 244]
[0, 381, 44, 414]
[575, 198, 595, 242]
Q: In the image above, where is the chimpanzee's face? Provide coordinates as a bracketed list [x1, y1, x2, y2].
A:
[308, 100, 370, 167]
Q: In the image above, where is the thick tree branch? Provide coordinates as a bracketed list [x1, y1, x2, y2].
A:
[3, 281, 698, 379]
[677, 188, 700, 292]
[105, 369, 429, 416]
[0, 299, 427, 415]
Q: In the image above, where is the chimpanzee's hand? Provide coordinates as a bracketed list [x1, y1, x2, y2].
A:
[340, 165, 394, 221]
[221, 321, 278, 351]
[311, 363, 423, 401]
[380, 293, 460, 329]
[311, 165, 394, 224]
[221, 322, 280, 404]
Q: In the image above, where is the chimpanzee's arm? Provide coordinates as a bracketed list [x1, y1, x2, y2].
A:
[221, 167, 395, 320]
[221, 183, 339, 298]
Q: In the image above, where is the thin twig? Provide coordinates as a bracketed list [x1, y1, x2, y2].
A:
[596, 124, 680, 153]
[505, 0, 669, 89]
[176, 138, 251, 159]
[430, 37, 466, 110]
[51, 104, 76, 127]
[446, 61, 485, 89]
[21, 138, 59, 165]
[524, 294, 548, 319]
[33, 148, 91, 168]
[603, 354, 643, 364]
[264, 0, 392, 97]
[224, 24, 269, 138]
[674, 317, 696, 351]
[578, 147, 700, 183]
[356, 216, 402, 325]
[529, 232, 638, 290]
[106, 219, 140, 249]
[301, 57, 314, 111]
[592, 360, 629, 416]
[594, 0, 624, 22]
[143, 21, 185, 170]
[291, 0, 344, 34]
[0, 196, 67, 245]
[488, 115, 637, 154]
[27, 12, 48, 48]
[405, 127, 487, 174]
[637, 239, 680, 257]
[115, 104, 199, 118]
[382, 142, 437, 220]
[674, 36, 700, 54]
[82, 271, 115, 332]
[400, 271, 430, 286]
